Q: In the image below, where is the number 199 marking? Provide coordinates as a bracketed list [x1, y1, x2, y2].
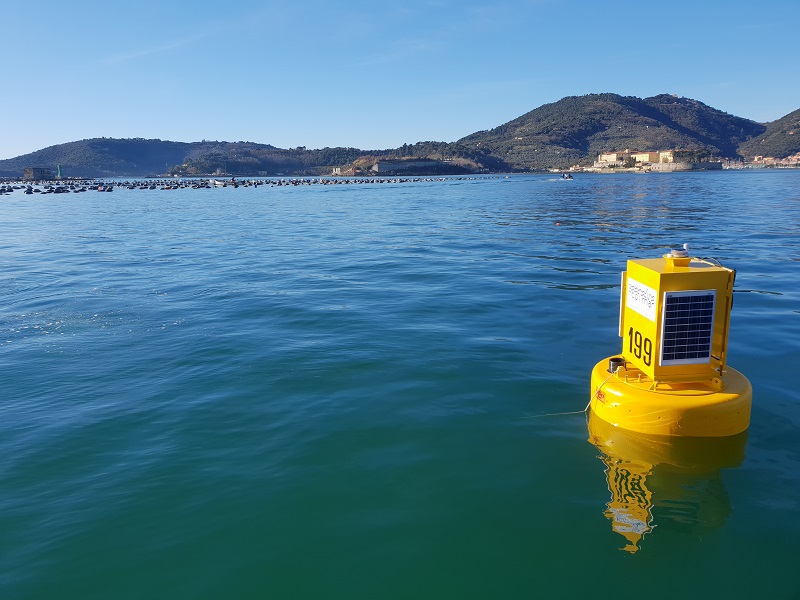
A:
[628, 326, 653, 366]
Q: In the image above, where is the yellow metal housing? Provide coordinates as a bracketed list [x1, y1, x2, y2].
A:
[621, 256, 734, 380]
[591, 249, 752, 437]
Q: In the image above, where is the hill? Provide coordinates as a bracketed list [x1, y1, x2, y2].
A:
[0, 138, 192, 178]
[737, 108, 800, 160]
[1, 94, 797, 177]
[458, 93, 767, 171]
[0, 138, 368, 178]
[0, 138, 504, 178]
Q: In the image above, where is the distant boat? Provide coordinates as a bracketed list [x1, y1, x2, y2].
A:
[211, 179, 227, 187]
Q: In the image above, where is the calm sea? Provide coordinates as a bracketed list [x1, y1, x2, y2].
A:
[2, 172, 799, 599]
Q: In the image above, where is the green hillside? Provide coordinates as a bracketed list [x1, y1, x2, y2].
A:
[0, 138, 504, 178]
[0, 138, 192, 178]
[458, 93, 766, 171]
[737, 108, 800, 160]
[1, 93, 796, 177]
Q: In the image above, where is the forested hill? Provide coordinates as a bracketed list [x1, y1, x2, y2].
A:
[0, 138, 193, 178]
[1, 93, 797, 177]
[458, 93, 767, 170]
[0, 139, 369, 179]
[0, 138, 500, 178]
[737, 108, 800, 160]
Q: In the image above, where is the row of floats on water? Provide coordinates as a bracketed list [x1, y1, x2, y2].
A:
[0, 182, 113, 195]
[1, 175, 491, 196]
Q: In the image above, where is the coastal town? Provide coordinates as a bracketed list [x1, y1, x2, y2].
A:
[566, 148, 800, 173]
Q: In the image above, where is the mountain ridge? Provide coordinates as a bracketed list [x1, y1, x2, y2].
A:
[1, 93, 797, 177]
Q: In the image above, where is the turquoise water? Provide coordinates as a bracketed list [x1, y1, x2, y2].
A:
[2, 172, 799, 598]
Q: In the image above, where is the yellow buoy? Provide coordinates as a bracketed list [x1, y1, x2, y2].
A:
[590, 244, 752, 437]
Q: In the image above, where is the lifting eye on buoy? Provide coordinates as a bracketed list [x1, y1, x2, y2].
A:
[589, 244, 752, 437]
[608, 357, 625, 373]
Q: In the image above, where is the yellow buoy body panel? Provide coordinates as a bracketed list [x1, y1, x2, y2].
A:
[621, 258, 735, 381]
[590, 357, 752, 437]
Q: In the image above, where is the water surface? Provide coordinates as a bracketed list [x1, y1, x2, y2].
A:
[1, 172, 799, 598]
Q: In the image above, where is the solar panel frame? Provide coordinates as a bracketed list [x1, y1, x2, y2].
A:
[659, 289, 716, 366]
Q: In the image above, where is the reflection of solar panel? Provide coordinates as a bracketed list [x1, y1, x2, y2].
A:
[660, 291, 715, 365]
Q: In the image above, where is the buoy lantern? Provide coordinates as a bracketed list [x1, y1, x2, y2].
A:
[590, 245, 752, 437]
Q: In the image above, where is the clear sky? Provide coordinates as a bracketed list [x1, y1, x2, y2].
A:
[2, 0, 797, 159]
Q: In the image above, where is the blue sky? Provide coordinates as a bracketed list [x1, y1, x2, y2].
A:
[2, 0, 797, 159]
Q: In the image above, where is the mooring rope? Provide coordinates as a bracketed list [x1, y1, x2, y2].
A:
[525, 367, 621, 419]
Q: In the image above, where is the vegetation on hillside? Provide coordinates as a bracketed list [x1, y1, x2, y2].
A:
[458, 93, 766, 171]
[173, 142, 367, 176]
[1, 94, 797, 177]
[0, 138, 191, 178]
[737, 108, 800, 160]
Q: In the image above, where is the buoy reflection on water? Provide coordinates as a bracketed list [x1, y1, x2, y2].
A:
[587, 411, 747, 553]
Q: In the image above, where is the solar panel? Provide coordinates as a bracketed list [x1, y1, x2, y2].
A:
[660, 290, 716, 366]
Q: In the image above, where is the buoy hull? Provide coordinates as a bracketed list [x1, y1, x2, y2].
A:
[590, 357, 752, 437]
